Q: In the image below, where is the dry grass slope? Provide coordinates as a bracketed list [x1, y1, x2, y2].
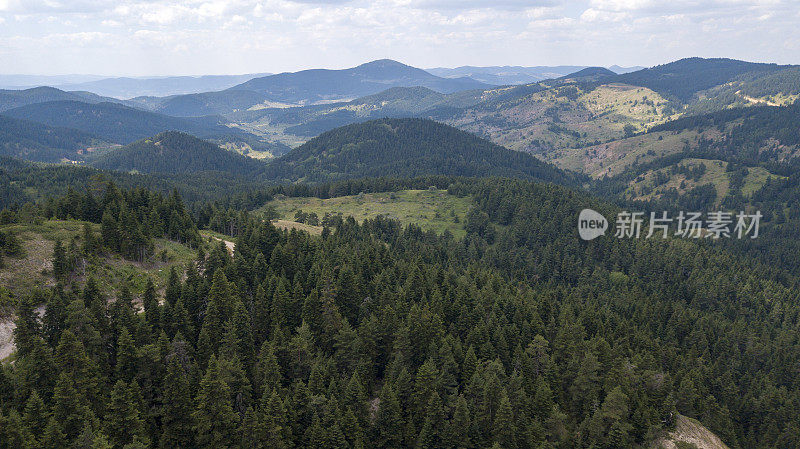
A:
[652, 415, 730, 449]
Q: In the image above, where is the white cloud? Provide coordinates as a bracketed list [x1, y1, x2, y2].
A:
[0, 0, 798, 75]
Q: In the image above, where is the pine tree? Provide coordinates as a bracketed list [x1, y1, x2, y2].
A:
[258, 389, 291, 449]
[105, 380, 149, 448]
[23, 390, 49, 437]
[449, 395, 473, 449]
[493, 391, 516, 449]
[54, 330, 101, 409]
[193, 355, 238, 449]
[115, 327, 138, 382]
[100, 210, 118, 252]
[3, 409, 35, 449]
[413, 358, 440, 424]
[13, 295, 41, 359]
[52, 239, 68, 281]
[81, 222, 96, 257]
[43, 287, 68, 346]
[160, 350, 195, 449]
[52, 372, 96, 441]
[254, 341, 282, 398]
[417, 392, 446, 449]
[40, 417, 68, 449]
[373, 383, 404, 449]
[142, 279, 160, 331]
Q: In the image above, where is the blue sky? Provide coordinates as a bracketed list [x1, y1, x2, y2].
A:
[0, 0, 798, 76]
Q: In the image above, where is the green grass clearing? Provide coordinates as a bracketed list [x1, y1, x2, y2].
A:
[259, 189, 472, 238]
[0, 219, 198, 301]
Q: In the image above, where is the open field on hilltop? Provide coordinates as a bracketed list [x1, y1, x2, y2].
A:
[0, 219, 198, 299]
[259, 189, 471, 238]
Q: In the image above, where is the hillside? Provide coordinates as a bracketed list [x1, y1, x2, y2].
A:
[2, 100, 253, 145]
[652, 415, 730, 449]
[138, 89, 271, 117]
[0, 115, 109, 162]
[91, 131, 265, 175]
[263, 118, 576, 184]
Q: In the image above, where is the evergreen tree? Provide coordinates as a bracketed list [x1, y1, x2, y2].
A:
[142, 279, 160, 331]
[52, 239, 68, 281]
[193, 355, 238, 449]
[373, 383, 404, 449]
[40, 417, 68, 449]
[23, 390, 49, 437]
[160, 350, 195, 449]
[105, 380, 149, 448]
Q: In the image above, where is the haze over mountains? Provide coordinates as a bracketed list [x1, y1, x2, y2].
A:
[427, 64, 643, 85]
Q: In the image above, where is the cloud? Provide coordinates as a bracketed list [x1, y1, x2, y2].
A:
[406, 0, 556, 10]
[0, 0, 798, 75]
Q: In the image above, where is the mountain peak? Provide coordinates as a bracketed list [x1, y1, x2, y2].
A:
[356, 59, 411, 69]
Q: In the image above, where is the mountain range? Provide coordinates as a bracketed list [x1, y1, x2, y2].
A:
[426, 64, 643, 85]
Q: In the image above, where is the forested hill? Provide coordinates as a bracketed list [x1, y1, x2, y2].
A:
[0, 115, 104, 162]
[91, 131, 266, 176]
[264, 118, 577, 185]
[647, 101, 800, 167]
[612, 57, 790, 102]
[2, 100, 250, 145]
[2, 177, 798, 448]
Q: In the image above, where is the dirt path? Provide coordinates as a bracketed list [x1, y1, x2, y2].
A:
[202, 232, 235, 255]
[736, 90, 780, 107]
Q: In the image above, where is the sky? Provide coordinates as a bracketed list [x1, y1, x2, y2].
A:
[0, 0, 798, 76]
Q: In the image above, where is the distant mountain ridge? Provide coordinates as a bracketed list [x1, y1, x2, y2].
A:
[2, 100, 250, 145]
[52, 73, 270, 99]
[233, 59, 489, 100]
[427, 64, 644, 85]
[0, 86, 123, 112]
[134, 59, 491, 116]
